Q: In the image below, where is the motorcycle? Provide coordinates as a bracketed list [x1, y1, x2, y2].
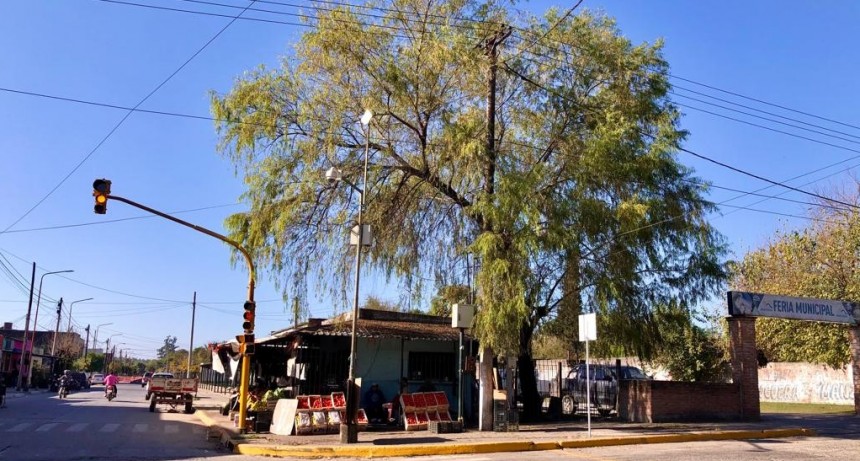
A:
[58, 380, 69, 399]
[105, 385, 117, 401]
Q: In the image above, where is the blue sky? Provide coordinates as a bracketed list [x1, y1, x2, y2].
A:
[2, 1, 858, 359]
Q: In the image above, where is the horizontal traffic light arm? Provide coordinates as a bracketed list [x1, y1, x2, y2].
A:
[95, 187, 257, 434]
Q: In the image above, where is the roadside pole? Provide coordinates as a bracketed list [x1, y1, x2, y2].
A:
[579, 313, 597, 438]
[91, 180, 256, 433]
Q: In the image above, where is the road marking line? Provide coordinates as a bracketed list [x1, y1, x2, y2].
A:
[99, 423, 121, 432]
[67, 423, 88, 432]
[36, 423, 60, 432]
[133, 423, 148, 432]
[7, 423, 32, 432]
[165, 424, 179, 434]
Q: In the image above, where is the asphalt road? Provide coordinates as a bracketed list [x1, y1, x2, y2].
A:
[0, 383, 234, 461]
[364, 436, 860, 461]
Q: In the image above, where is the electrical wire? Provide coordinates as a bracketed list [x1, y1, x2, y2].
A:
[0, 202, 241, 234]
[98, 0, 860, 137]
[503, 63, 860, 212]
[0, 0, 259, 235]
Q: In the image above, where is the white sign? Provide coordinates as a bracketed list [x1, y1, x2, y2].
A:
[728, 291, 859, 325]
[579, 313, 597, 341]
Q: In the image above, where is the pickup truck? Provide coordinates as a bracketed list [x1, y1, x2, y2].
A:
[145, 373, 197, 413]
[561, 364, 649, 416]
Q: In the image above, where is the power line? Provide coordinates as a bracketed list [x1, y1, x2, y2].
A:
[675, 101, 860, 153]
[670, 74, 860, 133]
[1, 1, 258, 234]
[672, 85, 860, 141]
[503, 63, 860, 212]
[0, 202, 240, 234]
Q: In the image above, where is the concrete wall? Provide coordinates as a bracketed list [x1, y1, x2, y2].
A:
[758, 362, 854, 405]
[619, 380, 742, 422]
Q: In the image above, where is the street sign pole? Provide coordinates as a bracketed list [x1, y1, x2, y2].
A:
[579, 312, 597, 438]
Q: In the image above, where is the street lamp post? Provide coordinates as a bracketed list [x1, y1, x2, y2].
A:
[104, 334, 122, 373]
[18, 269, 73, 389]
[93, 323, 113, 355]
[327, 109, 373, 444]
[67, 298, 94, 332]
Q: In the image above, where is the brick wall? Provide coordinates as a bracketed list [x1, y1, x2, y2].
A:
[619, 380, 741, 422]
[849, 326, 860, 414]
[728, 317, 760, 420]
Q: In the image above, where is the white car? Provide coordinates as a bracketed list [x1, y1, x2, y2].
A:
[90, 373, 105, 385]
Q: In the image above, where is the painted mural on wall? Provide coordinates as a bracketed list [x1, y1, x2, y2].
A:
[758, 362, 854, 405]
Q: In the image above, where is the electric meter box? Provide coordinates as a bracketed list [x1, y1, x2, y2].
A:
[451, 303, 475, 329]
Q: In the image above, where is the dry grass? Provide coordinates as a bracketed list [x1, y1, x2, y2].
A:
[761, 402, 854, 414]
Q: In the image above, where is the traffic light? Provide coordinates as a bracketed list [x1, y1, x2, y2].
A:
[242, 300, 256, 334]
[93, 179, 112, 214]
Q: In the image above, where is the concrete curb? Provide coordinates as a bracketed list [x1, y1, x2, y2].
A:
[214, 427, 815, 458]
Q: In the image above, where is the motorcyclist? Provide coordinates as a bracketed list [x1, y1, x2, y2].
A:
[104, 372, 118, 398]
[58, 370, 71, 397]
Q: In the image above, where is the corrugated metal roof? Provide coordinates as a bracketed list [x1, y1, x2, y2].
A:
[258, 308, 471, 344]
[312, 318, 463, 341]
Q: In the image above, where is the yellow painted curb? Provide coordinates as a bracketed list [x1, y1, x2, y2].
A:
[231, 428, 816, 458]
[195, 409, 219, 428]
[557, 428, 816, 449]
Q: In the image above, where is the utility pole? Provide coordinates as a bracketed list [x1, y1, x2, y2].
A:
[83, 324, 90, 360]
[477, 25, 511, 432]
[50, 297, 63, 377]
[187, 291, 196, 378]
[16, 263, 36, 391]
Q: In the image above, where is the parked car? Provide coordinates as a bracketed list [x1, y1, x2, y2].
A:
[561, 364, 649, 416]
[70, 372, 90, 390]
[90, 373, 105, 385]
[141, 371, 154, 388]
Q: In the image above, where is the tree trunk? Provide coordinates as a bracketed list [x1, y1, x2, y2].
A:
[517, 324, 541, 423]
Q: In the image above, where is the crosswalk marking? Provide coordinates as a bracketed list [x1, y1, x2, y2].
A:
[1, 421, 207, 435]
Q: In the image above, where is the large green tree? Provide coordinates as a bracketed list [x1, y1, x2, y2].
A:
[211, 0, 726, 421]
[731, 196, 860, 368]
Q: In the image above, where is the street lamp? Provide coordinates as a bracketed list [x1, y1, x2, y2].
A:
[67, 298, 94, 332]
[327, 109, 373, 444]
[17, 269, 73, 390]
[103, 333, 123, 373]
[111, 342, 127, 374]
[93, 323, 113, 353]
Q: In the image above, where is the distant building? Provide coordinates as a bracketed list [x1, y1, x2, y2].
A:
[1, 321, 85, 385]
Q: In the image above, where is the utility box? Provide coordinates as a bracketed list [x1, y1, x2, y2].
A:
[451, 303, 475, 329]
[350, 225, 373, 246]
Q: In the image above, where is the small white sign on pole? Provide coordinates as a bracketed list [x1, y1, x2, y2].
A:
[579, 313, 597, 341]
[579, 312, 597, 437]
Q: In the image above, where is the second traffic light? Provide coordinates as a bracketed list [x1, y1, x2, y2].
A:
[93, 179, 112, 214]
[242, 300, 256, 334]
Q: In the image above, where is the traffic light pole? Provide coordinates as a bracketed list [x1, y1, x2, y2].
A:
[104, 194, 256, 433]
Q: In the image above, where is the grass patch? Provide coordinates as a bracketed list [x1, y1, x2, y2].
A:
[761, 401, 854, 414]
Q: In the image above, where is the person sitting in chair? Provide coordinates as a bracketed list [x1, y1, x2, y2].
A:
[363, 383, 386, 424]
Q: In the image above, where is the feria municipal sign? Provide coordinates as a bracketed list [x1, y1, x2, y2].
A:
[728, 291, 859, 325]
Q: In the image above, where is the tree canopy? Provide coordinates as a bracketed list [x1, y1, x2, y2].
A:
[731, 190, 860, 368]
[212, 1, 726, 364]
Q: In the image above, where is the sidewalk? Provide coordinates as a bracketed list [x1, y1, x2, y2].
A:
[190, 388, 820, 458]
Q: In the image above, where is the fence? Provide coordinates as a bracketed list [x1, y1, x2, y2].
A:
[198, 367, 233, 394]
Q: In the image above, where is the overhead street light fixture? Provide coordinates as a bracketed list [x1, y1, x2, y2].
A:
[18, 268, 73, 390]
